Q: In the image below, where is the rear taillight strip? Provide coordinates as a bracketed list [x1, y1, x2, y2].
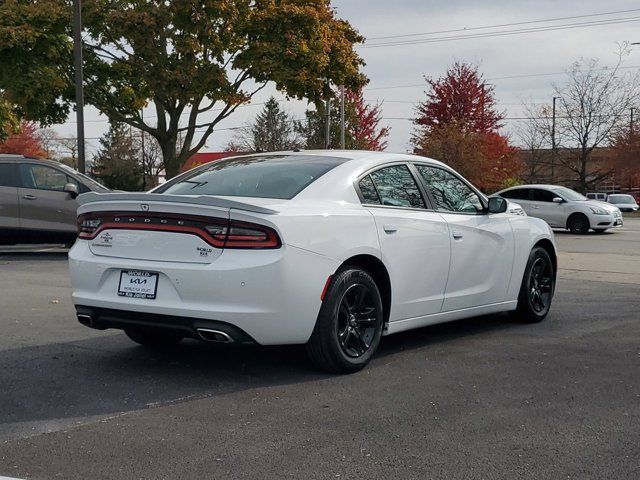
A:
[78, 212, 281, 249]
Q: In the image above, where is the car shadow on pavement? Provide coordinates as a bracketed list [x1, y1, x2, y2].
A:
[0, 313, 517, 440]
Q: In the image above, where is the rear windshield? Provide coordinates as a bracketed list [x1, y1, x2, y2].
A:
[157, 154, 347, 199]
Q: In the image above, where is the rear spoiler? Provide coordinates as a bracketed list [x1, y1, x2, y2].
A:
[77, 192, 278, 215]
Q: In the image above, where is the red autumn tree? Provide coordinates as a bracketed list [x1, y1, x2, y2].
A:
[0, 121, 47, 158]
[348, 89, 390, 151]
[412, 62, 521, 191]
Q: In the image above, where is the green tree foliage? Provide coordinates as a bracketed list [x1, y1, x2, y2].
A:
[92, 122, 143, 191]
[0, 0, 72, 140]
[296, 89, 389, 150]
[227, 97, 301, 152]
[0, 0, 366, 178]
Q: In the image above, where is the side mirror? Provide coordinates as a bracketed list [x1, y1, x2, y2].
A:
[488, 197, 508, 214]
[64, 183, 79, 199]
[552, 197, 564, 204]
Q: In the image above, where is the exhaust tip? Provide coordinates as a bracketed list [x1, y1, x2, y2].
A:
[196, 328, 234, 343]
[77, 313, 93, 327]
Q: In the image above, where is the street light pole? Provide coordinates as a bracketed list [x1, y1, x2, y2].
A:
[340, 86, 346, 149]
[73, 0, 86, 174]
[324, 79, 331, 150]
[551, 96, 560, 183]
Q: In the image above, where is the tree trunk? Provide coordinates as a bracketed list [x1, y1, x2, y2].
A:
[159, 136, 180, 179]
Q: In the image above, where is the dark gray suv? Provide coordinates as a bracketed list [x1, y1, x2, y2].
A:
[0, 155, 109, 245]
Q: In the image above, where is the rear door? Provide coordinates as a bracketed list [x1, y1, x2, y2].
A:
[0, 162, 20, 229]
[358, 164, 451, 321]
[414, 164, 514, 312]
[501, 188, 533, 214]
[17, 162, 78, 232]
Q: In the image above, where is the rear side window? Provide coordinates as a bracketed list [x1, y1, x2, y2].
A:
[501, 188, 531, 200]
[158, 155, 347, 200]
[358, 175, 381, 204]
[0, 163, 16, 187]
[368, 165, 425, 208]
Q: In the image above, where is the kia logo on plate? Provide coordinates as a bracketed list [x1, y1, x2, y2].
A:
[141, 204, 150, 212]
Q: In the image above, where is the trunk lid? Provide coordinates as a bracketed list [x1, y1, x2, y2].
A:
[77, 193, 278, 264]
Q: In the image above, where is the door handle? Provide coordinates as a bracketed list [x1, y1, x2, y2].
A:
[22, 194, 37, 200]
[383, 224, 398, 234]
[452, 231, 463, 240]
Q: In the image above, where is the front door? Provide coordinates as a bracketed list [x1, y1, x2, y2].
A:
[414, 164, 514, 312]
[17, 162, 78, 232]
[530, 188, 566, 228]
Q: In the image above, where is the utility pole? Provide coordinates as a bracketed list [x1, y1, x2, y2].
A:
[340, 86, 346, 149]
[324, 79, 331, 150]
[141, 109, 146, 190]
[551, 96, 560, 183]
[73, 0, 86, 174]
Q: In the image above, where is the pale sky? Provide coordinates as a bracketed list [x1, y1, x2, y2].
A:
[51, 0, 640, 156]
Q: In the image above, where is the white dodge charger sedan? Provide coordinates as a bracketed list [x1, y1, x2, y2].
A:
[69, 151, 557, 373]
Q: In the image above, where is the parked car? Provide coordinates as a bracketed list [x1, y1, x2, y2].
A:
[586, 192, 607, 201]
[0, 155, 109, 245]
[69, 151, 557, 373]
[496, 184, 623, 234]
[605, 194, 639, 212]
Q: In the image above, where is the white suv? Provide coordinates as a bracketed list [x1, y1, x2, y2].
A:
[496, 185, 623, 234]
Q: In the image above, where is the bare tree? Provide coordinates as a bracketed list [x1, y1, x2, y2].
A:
[553, 46, 640, 192]
[39, 128, 61, 160]
[517, 103, 554, 182]
[134, 133, 165, 188]
[56, 137, 79, 169]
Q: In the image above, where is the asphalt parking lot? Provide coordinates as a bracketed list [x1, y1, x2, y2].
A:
[0, 219, 639, 479]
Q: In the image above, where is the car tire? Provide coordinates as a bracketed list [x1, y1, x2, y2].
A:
[125, 329, 184, 347]
[567, 213, 590, 234]
[306, 268, 384, 374]
[512, 246, 555, 324]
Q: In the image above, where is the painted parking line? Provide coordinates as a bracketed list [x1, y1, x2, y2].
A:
[0, 476, 26, 480]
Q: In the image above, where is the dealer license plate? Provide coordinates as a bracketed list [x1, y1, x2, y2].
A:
[118, 270, 159, 299]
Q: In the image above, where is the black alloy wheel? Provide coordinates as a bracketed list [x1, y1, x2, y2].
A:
[336, 283, 379, 358]
[513, 246, 555, 323]
[568, 213, 590, 234]
[307, 268, 384, 373]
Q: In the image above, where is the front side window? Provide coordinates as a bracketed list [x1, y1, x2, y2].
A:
[19, 164, 69, 191]
[532, 189, 557, 202]
[415, 165, 483, 214]
[367, 165, 425, 208]
[158, 155, 347, 200]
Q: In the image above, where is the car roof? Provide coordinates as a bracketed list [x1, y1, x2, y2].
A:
[502, 184, 565, 190]
[227, 150, 450, 170]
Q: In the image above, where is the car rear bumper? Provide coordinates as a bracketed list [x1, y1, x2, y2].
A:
[69, 240, 340, 345]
